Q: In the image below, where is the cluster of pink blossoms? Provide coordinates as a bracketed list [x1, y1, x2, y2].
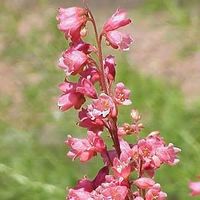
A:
[56, 3, 181, 200]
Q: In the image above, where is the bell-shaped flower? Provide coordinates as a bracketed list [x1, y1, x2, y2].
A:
[104, 55, 116, 82]
[106, 30, 133, 51]
[58, 77, 97, 112]
[71, 40, 96, 54]
[103, 9, 131, 32]
[58, 49, 87, 76]
[58, 92, 85, 111]
[65, 131, 105, 162]
[58, 81, 85, 111]
[57, 7, 88, 41]
[114, 82, 132, 105]
[80, 67, 100, 84]
[103, 9, 133, 51]
[76, 78, 97, 99]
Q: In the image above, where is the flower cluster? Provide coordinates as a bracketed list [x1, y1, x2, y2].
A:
[56, 3, 180, 200]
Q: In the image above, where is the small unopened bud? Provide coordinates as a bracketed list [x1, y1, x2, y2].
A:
[105, 39, 110, 46]
[131, 109, 141, 122]
[138, 123, 144, 129]
[148, 131, 160, 137]
[80, 27, 87, 37]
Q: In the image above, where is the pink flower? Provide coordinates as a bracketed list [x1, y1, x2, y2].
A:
[68, 188, 93, 200]
[57, 81, 86, 111]
[156, 143, 181, 165]
[103, 9, 131, 32]
[87, 93, 117, 119]
[87, 131, 106, 153]
[71, 40, 96, 54]
[58, 92, 85, 111]
[75, 177, 94, 192]
[189, 181, 200, 196]
[112, 157, 131, 179]
[59, 81, 77, 93]
[114, 82, 132, 105]
[57, 7, 88, 41]
[119, 139, 133, 161]
[79, 108, 105, 131]
[103, 9, 133, 51]
[134, 178, 155, 189]
[75, 166, 109, 192]
[104, 55, 116, 82]
[56, 4, 181, 200]
[106, 30, 133, 51]
[93, 175, 129, 199]
[65, 131, 105, 162]
[76, 78, 97, 99]
[138, 139, 154, 158]
[58, 80, 96, 111]
[100, 185, 129, 200]
[69, 175, 129, 200]
[80, 67, 100, 84]
[145, 184, 167, 200]
[58, 82, 85, 111]
[134, 197, 144, 200]
[59, 49, 87, 76]
[57, 78, 97, 111]
[138, 133, 180, 170]
[111, 140, 133, 179]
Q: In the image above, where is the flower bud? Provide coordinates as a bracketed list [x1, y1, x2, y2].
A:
[80, 27, 87, 37]
[131, 109, 141, 122]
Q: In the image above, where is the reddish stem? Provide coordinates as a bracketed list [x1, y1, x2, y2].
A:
[104, 147, 113, 166]
[88, 8, 121, 158]
[109, 118, 121, 157]
[88, 10, 109, 94]
[138, 158, 146, 199]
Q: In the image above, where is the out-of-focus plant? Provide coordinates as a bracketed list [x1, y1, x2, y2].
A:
[189, 177, 200, 197]
[56, 1, 180, 199]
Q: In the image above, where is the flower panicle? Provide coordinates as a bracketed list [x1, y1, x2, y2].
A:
[56, 4, 180, 200]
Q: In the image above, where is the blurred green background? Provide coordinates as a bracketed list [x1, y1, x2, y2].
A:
[0, 0, 200, 199]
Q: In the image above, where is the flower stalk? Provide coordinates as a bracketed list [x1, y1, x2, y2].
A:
[56, 3, 180, 200]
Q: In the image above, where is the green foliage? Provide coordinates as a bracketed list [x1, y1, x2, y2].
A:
[141, 0, 200, 26]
